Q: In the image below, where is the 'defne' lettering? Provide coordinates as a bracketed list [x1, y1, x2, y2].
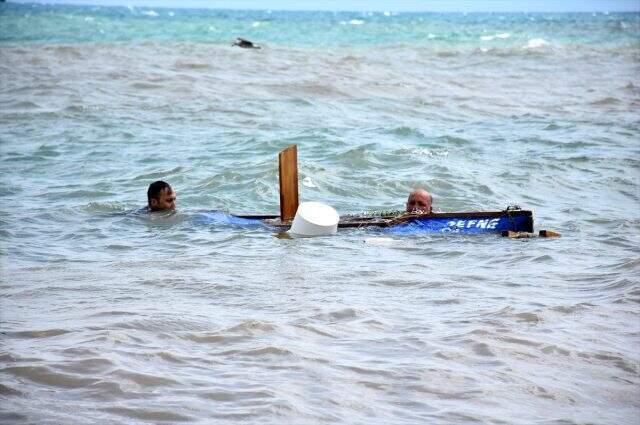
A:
[487, 218, 500, 229]
[444, 218, 501, 231]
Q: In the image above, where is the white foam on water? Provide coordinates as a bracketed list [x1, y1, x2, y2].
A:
[524, 38, 549, 49]
[415, 148, 449, 157]
[141, 10, 158, 17]
[364, 237, 396, 246]
[349, 19, 365, 25]
[302, 176, 317, 188]
[428, 33, 436, 39]
[168, 11, 174, 17]
[481, 33, 511, 41]
[252, 21, 261, 28]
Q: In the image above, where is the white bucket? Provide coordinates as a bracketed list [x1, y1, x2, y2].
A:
[289, 202, 339, 237]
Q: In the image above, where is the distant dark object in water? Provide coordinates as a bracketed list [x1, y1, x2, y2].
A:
[232, 38, 261, 49]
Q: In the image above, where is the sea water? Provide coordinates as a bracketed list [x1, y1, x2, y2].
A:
[1, 4, 639, 424]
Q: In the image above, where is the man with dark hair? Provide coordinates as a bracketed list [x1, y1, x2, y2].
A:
[406, 188, 433, 214]
[147, 181, 176, 211]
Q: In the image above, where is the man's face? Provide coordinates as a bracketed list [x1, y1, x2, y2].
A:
[406, 191, 432, 213]
[150, 187, 177, 211]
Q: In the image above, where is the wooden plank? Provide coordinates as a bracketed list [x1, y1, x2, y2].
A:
[502, 231, 535, 238]
[539, 229, 561, 237]
[233, 214, 279, 220]
[278, 145, 299, 222]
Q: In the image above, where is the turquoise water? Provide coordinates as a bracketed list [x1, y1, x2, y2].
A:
[2, 4, 639, 47]
[1, 3, 639, 424]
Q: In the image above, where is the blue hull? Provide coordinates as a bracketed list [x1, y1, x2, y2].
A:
[233, 209, 534, 235]
[386, 213, 533, 234]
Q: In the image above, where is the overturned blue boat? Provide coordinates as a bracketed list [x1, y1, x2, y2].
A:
[234, 208, 533, 234]
[342, 208, 533, 234]
[232, 145, 535, 235]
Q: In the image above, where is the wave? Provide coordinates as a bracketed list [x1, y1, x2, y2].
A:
[590, 96, 621, 105]
[4, 365, 100, 389]
[480, 32, 511, 41]
[1, 100, 42, 110]
[130, 81, 165, 90]
[523, 38, 549, 49]
[101, 406, 193, 422]
[174, 61, 212, 70]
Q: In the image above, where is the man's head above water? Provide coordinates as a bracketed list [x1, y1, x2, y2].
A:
[147, 180, 176, 211]
[406, 188, 433, 214]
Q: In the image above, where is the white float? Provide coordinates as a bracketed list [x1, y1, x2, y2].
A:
[289, 202, 339, 237]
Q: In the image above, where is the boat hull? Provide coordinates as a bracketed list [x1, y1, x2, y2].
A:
[234, 209, 534, 234]
[385, 211, 533, 234]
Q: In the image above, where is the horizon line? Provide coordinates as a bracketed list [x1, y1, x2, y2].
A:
[6, 0, 640, 13]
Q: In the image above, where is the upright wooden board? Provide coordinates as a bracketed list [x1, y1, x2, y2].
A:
[278, 145, 299, 222]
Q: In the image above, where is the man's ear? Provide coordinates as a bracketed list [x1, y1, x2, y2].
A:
[149, 198, 158, 208]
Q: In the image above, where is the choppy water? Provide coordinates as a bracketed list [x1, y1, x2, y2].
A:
[1, 3, 639, 424]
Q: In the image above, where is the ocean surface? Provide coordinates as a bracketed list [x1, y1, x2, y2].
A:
[1, 3, 639, 424]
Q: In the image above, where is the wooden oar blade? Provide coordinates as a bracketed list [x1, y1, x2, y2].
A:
[278, 145, 299, 222]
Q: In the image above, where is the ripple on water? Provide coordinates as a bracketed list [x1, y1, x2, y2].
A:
[310, 307, 361, 323]
[215, 346, 294, 358]
[226, 320, 279, 333]
[110, 369, 181, 388]
[3, 366, 100, 389]
[179, 332, 250, 345]
[133, 167, 186, 180]
[100, 406, 194, 423]
[83, 201, 128, 214]
[174, 61, 212, 70]
[55, 357, 115, 375]
[0, 383, 24, 396]
[8, 328, 72, 339]
[129, 81, 165, 90]
[109, 317, 212, 333]
[197, 387, 276, 402]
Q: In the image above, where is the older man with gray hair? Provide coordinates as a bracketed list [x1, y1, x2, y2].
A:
[406, 189, 433, 214]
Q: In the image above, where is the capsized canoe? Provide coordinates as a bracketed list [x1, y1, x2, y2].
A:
[233, 208, 533, 234]
[233, 145, 534, 235]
